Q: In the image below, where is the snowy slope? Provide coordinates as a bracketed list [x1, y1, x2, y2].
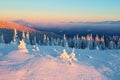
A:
[0, 44, 120, 80]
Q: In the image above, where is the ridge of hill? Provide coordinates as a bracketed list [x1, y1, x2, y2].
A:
[0, 20, 36, 32]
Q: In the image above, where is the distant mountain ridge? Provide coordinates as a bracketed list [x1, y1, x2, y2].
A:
[12, 20, 120, 37]
[0, 20, 36, 32]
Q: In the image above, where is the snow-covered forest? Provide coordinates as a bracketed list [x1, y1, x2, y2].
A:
[0, 29, 120, 50]
[0, 29, 120, 80]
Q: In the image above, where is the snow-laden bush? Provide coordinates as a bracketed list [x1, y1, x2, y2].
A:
[32, 45, 40, 52]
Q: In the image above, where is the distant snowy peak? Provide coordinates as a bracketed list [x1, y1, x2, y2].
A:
[0, 20, 36, 32]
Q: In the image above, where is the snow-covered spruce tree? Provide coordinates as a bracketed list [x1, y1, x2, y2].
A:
[117, 38, 120, 49]
[56, 38, 60, 46]
[72, 35, 80, 49]
[18, 39, 28, 52]
[50, 37, 54, 46]
[109, 41, 114, 49]
[22, 31, 25, 39]
[31, 36, 37, 45]
[100, 36, 106, 50]
[86, 34, 93, 49]
[53, 38, 57, 46]
[59, 39, 63, 46]
[76, 34, 80, 49]
[81, 36, 87, 49]
[12, 29, 18, 44]
[69, 48, 77, 61]
[25, 32, 30, 45]
[94, 35, 100, 50]
[0, 33, 4, 44]
[43, 34, 47, 45]
[68, 38, 72, 48]
[73, 35, 77, 48]
[60, 49, 70, 61]
[63, 34, 69, 48]
[46, 36, 50, 46]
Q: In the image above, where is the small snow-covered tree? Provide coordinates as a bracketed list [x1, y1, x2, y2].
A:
[81, 36, 87, 49]
[31, 36, 37, 45]
[68, 38, 72, 47]
[63, 34, 69, 48]
[13, 29, 18, 43]
[0, 33, 4, 43]
[59, 39, 63, 46]
[60, 49, 70, 61]
[100, 36, 105, 50]
[18, 39, 28, 52]
[86, 34, 94, 49]
[32, 44, 39, 52]
[43, 34, 47, 45]
[56, 38, 60, 46]
[73, 36, 77, 48]
[94, 35, 100, 50]
[46, 36, 50, 46]
[25, 32, 30, 45]
[117, 39, 120, 49]
[69, 48, 77, 61]
[76, 35, 80, 49]
[50, 37, 54, 46]
[22, 31, 25, 39]
[109, 41, 114, 49]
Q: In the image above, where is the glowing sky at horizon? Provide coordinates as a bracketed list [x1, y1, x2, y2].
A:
[0, 0, 120, 22]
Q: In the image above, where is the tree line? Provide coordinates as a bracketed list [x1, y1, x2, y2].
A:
[0, 28, 120, 50]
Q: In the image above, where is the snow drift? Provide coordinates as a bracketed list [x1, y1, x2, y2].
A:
[0, 52, 106, 80]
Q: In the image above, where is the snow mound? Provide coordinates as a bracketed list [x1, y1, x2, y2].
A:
[1, 51, 34, 65]
[0, 55, 106, 80]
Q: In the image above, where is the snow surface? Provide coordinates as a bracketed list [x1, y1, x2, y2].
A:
[0, 44, 120, 80]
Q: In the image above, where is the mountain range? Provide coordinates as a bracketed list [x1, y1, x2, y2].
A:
[0, 20, 62, 39]
[0, 20, 36, 32]
[12, 20, 120, 37]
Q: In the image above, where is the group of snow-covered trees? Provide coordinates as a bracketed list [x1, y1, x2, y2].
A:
[0, 29, 120, 50]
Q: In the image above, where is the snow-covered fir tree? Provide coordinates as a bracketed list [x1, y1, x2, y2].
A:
[81, 36, 87, 49]
[117, 38, 120, 49]
[86, 34, 93, 49]
[25, 32, 30, 45]
[18, 39, 28, 52]
[50, 37, 54, 46]
[12, 29, 18, 44]
[63, 34, 69, 48]
[60, 49, 70, 61]
[109, 41, 114, 49]
[68, 38, 72, 48]
[22, 31, 25, 39]
[94, 35, 100, 50]
[69, 48, 77, 61]
[46, 36, 50, 46]
[0, 33, 4, 43]
[76, 35, 80, 49]
[56, 38, 60, 46]
[73, 35, 77, 48]
[100, 36, 105, 50]
[43, 34, 47, 45]
[59, 39, 63, 46]
[32, 36, 37, 45]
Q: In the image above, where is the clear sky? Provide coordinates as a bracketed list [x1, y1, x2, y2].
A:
[0, 0, 120, 22]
